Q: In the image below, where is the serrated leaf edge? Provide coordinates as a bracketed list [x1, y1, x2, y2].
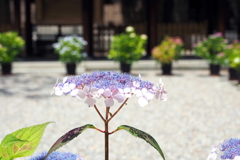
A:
[12, 122, 53, 158]
[0, 122, 53, 160]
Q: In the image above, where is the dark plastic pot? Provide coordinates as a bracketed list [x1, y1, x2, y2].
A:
[66, 63, 76, 75]
[209, 64, 220, 76]
[120, 62, 131, 74]
[161, 63, 172, 75]
[1, 63, 12, 75]
[228, 67, 238, 80]
[237, 71, 240, 85]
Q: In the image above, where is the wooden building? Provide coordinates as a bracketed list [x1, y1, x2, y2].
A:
[0, 0, 239, 60]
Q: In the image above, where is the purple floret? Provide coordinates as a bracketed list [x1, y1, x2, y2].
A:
[28, 151, 83, 160]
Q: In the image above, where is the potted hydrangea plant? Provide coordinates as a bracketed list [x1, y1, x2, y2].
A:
[217, 40, 240, 81]
[226, 41, 240, 84]
[193, 32, 227, 76]
[52, 35, 87, 75]
[108, 26, 147, 73]
[152, 36, 183, 75]
[0, 31, 25, 75]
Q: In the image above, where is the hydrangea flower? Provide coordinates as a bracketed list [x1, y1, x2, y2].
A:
[28, 151, 83, 160]
[155, 78, 167, 101]
[77, 86, 99, 106]
[135, 88, 154, 107]
[52, 71, 167, 107]
[207, 138, 240, 160]
[52, 35, 87, 63]
[102, 88, 124, 107]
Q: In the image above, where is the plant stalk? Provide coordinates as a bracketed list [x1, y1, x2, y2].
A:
[105, 107, 110, 160]
[94, 105, 105, 122]
[108, 98, 129, 122]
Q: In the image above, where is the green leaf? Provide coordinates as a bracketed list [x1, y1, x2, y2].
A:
[44, 124, 95, 160]
[0, 122, 52, 160]
[0, 135, 27, 148]
[117, 125, 165, 160]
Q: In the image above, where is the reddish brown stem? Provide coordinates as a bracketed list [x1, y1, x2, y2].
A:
[93, 127, 105, 133]
[109, 128, 119, 135]
[105, 107, 110, 160]
[94, 105, 105, 122]
[108, 98, 129, 122]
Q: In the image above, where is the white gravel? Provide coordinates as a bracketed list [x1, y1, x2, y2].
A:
[1, 65, 240, 160]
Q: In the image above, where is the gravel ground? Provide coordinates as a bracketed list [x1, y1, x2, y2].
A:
[0, 67, 240, 160]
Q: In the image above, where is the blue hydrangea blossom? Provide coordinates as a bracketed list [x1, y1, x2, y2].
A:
[208, 138, 240, 160]
[52, 71, 167, 107]
[28, 151, 83, 160]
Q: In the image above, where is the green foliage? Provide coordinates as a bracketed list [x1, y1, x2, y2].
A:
[222, 42, 240, 70]
[0, 135, 27, 149]
[152, 36, 184, 64]
[44, 124, 95, 160]
[0, 46, 7, 62]
[0, 31, 25, 63]
[108, 26, 147, 65]
[193, 32, 227, 64]
[53, 35, 87, 63]
[0, 122, 52, 160]
[117, 125, 165, 160]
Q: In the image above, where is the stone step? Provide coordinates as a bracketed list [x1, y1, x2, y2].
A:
[4, 59, 210, 74]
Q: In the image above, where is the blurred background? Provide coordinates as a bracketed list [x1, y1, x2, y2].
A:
[0, 0, 239, 60]
[1, 1, 240, 160]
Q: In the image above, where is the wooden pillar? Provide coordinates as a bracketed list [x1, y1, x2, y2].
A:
[206, 0, 216, 35]
[24, 0, 33, 56]
[13, 0, 21, 35]
[146, 0, 158, 57]
[0, 0, 11, 24]
[83, 0, 94, 58]
[237, 0, 240, 40]
[217, 0, 226, 37]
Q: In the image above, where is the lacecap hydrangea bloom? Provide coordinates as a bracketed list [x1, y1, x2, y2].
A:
[28, 151, 83, 160]
[208, 138, 240, 160]
[52, 71, 167, 107]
